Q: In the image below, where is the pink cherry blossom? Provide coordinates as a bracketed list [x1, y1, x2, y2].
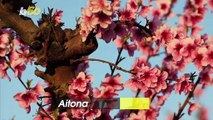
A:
[162, 55, 178, 77]
[128, 109, 158, 120]
[188, 102, 200, 115]
[71, 109, 86, 119]
[76, 60, 89, 72]
[93, 86, 118, 98]
[155, 71, 168, 92]
[14, 91, 36, 113]
[166, 39, 184, 61]
[140, 5, 153, 18]
[115, 110, 130, 120]
[157, 95, 168, 106]
[81, 8, 98, 31]
[209, 0, 213, 11]
[53, 9, 63, 25]
[191, 26, 203, 38]
[58, 112, 70, 120]
[101, 73, 124, 91]
[114, 36, 137, 56]
[148, 16, 161, 31]
[130, 27, 144, 42]
[180, 2, 206, 27]
[118, 8, 136, 21]
[72, 72, 90, 92]
[194, 46, 208, 70]
[181, 38, 197, 63]
[126, 57, 168, 93]
[0, 32, 10, 57]
[128, 110, 146, 120]
[136, 40, 156, 57]
[10, 56, 26, 78]
[191, 0, 207, 8]
[199, 107, 209, 120]
[174, 74, 194, 95]
[144, 89, 156, 98]
[199, 67, 212, 87]
[132, 57, 150, 70]
[14, 83, 45, 113]
[155, 0, 171, 16]
[126, 0, 139, 12]
[175, 26, 187, 39]
[32, 82, 45, 95]
[125, 43, 137, 56]
[34, 115, 52, 120]
[68, 72, 93, 99]
[203, 45, 213, 67]
[137, 67, 159, 87]
[96, 12, 112, 28]
[0, 58, 10, 80]
[97, 22, 116, 43]
[111, 0, 120, 11]
[114, 23, 128, 37]
[84, 109, 101, 120]
[80, 29, 90, 42]
[68, 87, 90, 99]
[125, 77, 148, 93]
[145, 108, 159, 120]
[155, 25, 176, 45]
[43, 92, 51, 105]
[194, 86, 204, 98]
[88, 0, 112, 16]
[80, 8, 98, 42]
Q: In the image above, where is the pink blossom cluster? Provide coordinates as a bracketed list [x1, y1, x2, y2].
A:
[80, 0, 145, 43]
[67, 72, 101, 119]
[126, 57, 168, 94]
[0, 29, 32, 80]
[68, 72, 93, 99]
[149, 20, 213, 86]
[79, 0, 164, 57]
[67, 72, 124, 119]
[80, 0, 120, 42]
[174, 74, 194, 95]
[180, 0, 207, 28]
[94, 73, 123, 98]
[14, 83, 45, 113]
[128, 108, 158, 120]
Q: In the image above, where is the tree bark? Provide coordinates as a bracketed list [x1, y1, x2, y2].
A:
[0, 0, 98, 101]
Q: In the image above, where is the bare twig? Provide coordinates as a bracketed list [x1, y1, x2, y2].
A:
[135, 89, 141, 97]
[173, 77, 201, 120]
[71, 57, 135, 75]
[37, 103, 54, 120]
[111, 48, 124, 76]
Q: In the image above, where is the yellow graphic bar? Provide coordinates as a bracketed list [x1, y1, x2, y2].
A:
[120, 98, 150, 110]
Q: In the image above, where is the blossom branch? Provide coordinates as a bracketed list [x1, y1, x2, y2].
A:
[4, 57, 53, 120]
[71, 57, 135, 74]
[37, 103, 54, 120]
[4, 58, 28, 89]
[110, 48, 124, 76]
[173, 77, 201, 120]
[164, 0, 177, 19]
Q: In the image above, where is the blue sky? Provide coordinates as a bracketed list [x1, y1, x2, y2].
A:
[1, 0, 213, 120]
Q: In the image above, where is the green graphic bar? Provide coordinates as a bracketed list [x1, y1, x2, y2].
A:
[120, 98, 150, 110]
